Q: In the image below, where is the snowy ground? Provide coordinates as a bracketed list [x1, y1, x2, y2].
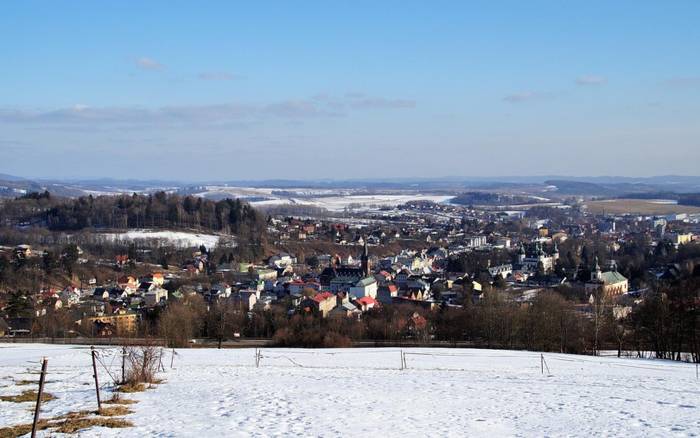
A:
[99, 230, 222, 248]
[1, 344, 698, 437]
[192, 186, 455, 212]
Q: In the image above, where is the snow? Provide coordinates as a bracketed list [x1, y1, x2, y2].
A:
[100, 230, 222, 248]
[192, 186, 455, 212]
[248, 194, 456, 212]
[1, 344, 698, 437]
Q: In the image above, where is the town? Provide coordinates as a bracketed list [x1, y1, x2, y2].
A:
[0, 188, 697, 361]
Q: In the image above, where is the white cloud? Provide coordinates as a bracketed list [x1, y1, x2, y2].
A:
[136, 57, 164, 71]
[503, 91, 537, 103]
[576, 75, 607, 86]
[0, 93, 415, 128]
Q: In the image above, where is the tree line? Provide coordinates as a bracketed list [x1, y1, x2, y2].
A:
[1, 191, 266, 236]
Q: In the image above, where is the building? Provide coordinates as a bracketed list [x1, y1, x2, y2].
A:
[144, 288, 168, 307]
[349, 277, 378, 299]
[585, 258, 629, 297]
[85, 312, 139, 337]
[464, 235, 487, 248]
[665, 232, 693, 247]
[321, 242, 372, 292]
[515, 242, 558, 274]
[300, 292, 336, 317]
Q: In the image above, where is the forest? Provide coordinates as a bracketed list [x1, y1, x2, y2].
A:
[0, 191, 266, 235]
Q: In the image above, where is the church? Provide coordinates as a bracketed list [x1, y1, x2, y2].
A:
[320, 242, 372, 293]
[514, 242, 559, 274]
[585, 257, 629, 297]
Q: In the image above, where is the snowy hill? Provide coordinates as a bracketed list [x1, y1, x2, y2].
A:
[1, 344, 698, 437]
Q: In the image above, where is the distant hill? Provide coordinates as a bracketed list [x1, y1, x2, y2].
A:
[544, 179, 699, 197]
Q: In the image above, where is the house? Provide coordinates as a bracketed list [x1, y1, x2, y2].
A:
[300, 292, 336, 317]
[665, 232, 693, 247]
[59, 286, 82, 307]
[349, 277, 378, 299]
[377, 284, 398, 304]
[488, 264, 513, 279]
[210, 283, 232, 299]
[253, 268, 278, 281]
[268, 253, 296, 268]
[85, 312, 138, 337]
[287, 280, 321, 295]
[144, 288, 168, 307]
[151, 272, 165, 287]
[231, 289, 259, 310]
[93, 287, 110, 300]
[464, 235, 487, 248]
[117, 275, 139, 292]
[354, 296, 378, 312]
[329, 294, 361, 318]
[115, 254, 129, 267]
[13, 244, 32, 259]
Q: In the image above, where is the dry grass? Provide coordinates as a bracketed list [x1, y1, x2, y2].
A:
[585, 199, 700, 215]
[14, 379, 35, 386]
[97, 405, 134, 417]
[116, 382, 146, 393]
[53, 417, 133, 434]
[0, 390, 56, 403]
[0, 420, 50, 438]
[0, 406, 133, 437]
[104, 393, 138, 405]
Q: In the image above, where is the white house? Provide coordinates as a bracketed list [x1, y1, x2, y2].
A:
[349, 277, 378, 299]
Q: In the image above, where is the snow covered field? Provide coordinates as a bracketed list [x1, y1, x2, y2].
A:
[1, 344, 698, 437]
[192, 186, 455, 212]
[99, 230, 222, 248]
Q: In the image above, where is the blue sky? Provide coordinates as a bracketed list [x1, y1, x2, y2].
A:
[1, 1, 699, 180]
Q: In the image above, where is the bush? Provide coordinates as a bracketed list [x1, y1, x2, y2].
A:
[123, 346, 161, 385]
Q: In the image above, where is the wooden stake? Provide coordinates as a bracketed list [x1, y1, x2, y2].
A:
[170, 348, 175, 369]
[121, 346, 127, 384]
[541, 354, 551, 375]
[91, 346, 102, 412]
[31, 357, 48, 438]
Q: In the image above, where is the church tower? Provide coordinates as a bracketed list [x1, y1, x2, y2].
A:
[591, 256, 602, 281]
[361, 240, 370, 277]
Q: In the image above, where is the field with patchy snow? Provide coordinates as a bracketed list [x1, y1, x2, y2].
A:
[1, 344, 698, 437]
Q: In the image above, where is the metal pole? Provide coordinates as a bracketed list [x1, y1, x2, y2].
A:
[541, 354, 544, 375]
[400, 350, 403, 370]
[91, 346, 102, 412]
[31, 357, 48, 438]
[170, 348, 175, 369]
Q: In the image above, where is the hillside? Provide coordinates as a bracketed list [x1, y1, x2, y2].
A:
[1, 344, 697, 437]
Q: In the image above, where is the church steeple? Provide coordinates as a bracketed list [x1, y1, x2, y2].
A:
[591, 256, 602, 281]
[361, 240, 370, 277]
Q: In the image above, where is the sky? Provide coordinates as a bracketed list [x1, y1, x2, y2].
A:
[1, 1, 699, 181]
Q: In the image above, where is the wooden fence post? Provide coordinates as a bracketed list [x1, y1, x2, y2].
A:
[31, 357, 48, 438]
[91, 346, 102, 412]
[121, 346, 127, 384]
